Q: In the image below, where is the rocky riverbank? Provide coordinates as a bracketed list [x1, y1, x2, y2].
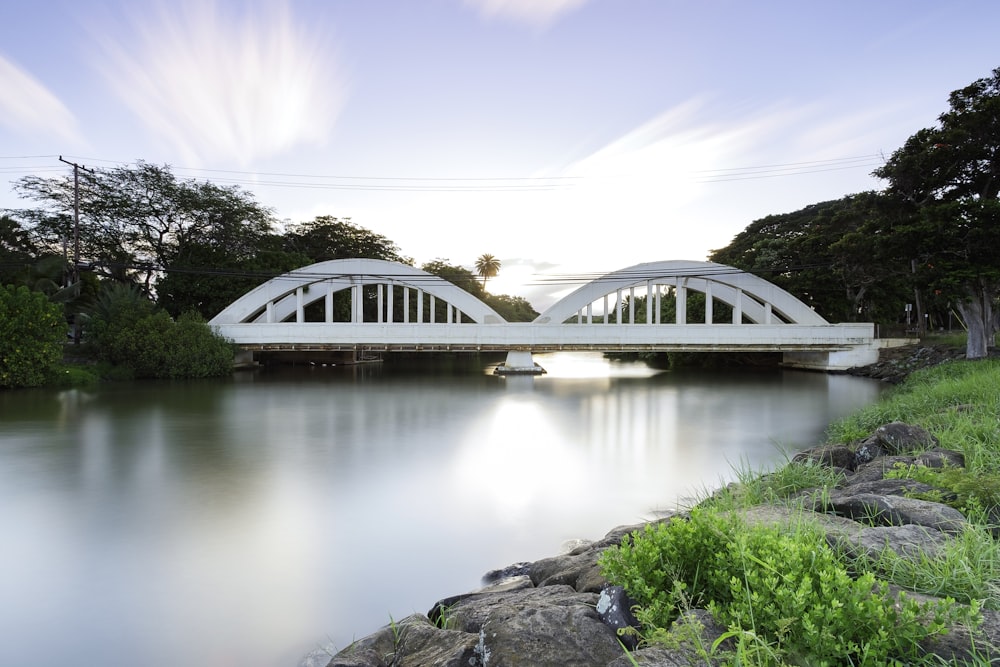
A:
[847, 342, 969, 384]
[301, 348, 1000, 666]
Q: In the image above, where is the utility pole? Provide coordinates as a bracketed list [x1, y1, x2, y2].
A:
[58, 156, 93, 343]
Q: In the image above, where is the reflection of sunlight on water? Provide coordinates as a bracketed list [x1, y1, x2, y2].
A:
[452, 396, 583, 522]
[531, 351, 662, 379]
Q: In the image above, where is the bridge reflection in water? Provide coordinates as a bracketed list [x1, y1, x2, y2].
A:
[209, 258, 883, 372]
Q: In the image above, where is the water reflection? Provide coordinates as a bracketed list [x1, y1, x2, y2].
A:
[0, 353, 885, 667]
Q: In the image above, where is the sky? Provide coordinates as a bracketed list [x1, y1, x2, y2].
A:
[2, 0, 999, 310]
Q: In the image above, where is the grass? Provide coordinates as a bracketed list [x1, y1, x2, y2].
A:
[601, 355, 1000, 665]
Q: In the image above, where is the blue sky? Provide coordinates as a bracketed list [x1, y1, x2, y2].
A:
[2, 0, 998, 308]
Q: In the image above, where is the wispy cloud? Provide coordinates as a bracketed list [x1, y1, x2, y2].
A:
[462, 0, 588, 28]
[93, 1, 346, 165]
[0, 55, 81, 143]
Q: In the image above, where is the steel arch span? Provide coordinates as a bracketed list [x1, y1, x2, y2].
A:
[209, 258, 506, 325]
[533, 260, 828, 326]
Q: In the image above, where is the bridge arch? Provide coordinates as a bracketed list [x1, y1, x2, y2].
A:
[533, 260, 827, 326]
[209, 258, 506, 325]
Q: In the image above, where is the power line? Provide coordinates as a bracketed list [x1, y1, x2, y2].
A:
[0, 152, 884, 193]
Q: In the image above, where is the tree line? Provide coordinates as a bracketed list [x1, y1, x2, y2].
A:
[709, 67, 1000, 360]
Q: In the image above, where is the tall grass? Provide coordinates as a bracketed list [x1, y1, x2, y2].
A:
[828, 359, 1000, 473]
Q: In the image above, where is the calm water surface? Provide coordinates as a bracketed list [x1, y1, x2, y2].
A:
[0, 352, 884, 667]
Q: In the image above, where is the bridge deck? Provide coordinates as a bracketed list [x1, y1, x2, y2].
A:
[213, 322, 875, 354]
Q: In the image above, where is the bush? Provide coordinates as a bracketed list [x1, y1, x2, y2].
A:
[0, 284, 66, 388]
[599, 508, 976, 665]
[86, 285, 233, 379]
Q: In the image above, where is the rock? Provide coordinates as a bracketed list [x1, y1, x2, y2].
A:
[606, 609, 729, 666]
[482, 562, 532, 586]
[919, 608, 1000, 664]
[306, 613, 479, 667]
[791, 443, 856, 470]
[596, 585, 640, 650]
[874, 422, 939, 454]
[446, 585, 623, 666]
[819, 490, 967, 534]
[847, 455, 918, 483]
[831, 523, 954, 561]
[853, 434, 890, 465]
[918, 448, 966, 468]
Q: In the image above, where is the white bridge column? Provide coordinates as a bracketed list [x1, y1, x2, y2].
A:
[704, 283, 713, 323]
[387, 283, 394, 323]
[351, 284, 363, 323]
[676, 282, 687, 325]
[493, 350, 546, 375]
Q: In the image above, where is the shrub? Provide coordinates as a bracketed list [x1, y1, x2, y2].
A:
[0, 284, 66, 388]
[599, 507, 976, 665]
[86, 285, 233, 379]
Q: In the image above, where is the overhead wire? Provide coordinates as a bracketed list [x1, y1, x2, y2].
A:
[0, 152, 884, 193]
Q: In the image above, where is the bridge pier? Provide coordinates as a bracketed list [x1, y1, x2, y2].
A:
[493, 350, 546, 375]
[781, 344, 881, 372]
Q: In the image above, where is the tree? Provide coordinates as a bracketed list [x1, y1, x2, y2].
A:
[422, 259, 486, 299]
[474, 253, 501, 288]
[12, 161, 277, 295]
[874, 67, 1000, 358]
[283, 216, 408, 264]
[0, 214, 37, 287]
[483, 293, 538, 322]
[710, 194, 908, 324]
[0, 285, 66, 388]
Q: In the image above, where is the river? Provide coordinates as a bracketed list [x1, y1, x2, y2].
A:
[0, 352, 884, 667]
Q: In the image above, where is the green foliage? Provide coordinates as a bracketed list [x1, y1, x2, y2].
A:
[48, 364, 100, 388]
[0, 284, 66, 388]
[283, 216, 408, 264]
[13, 161, 278, 292]
[158, 241, 308, 319]
[483, 293, 538, 322]
[0, 214, 37, 287]
[851, 514, 1000, 611]
[474, 253, 501, 287]
[86, 284, 233, 379]
[699, 458, 845, 511]
[828, 359, 1000, 472]
[600, 508, 975, 666]
[709, 193, 908, 325]
[886, 462, 1000, 517]
[874, 67, 1000, 357]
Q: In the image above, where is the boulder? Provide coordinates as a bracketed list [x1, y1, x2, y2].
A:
[606, 609, 729, 666]
[443, 585, 623, 666]
[874, 421, 940, 454]
[792, 443, 855, 470]
[304, 613, 479, 667]
[819, 490, 967, 534]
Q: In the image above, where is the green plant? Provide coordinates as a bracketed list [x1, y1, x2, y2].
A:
[600, 507, 977, 666]
[0, 284, 66, 388]
[698, 456, 845, 511]
[48, 364, 100, 388]
[886, 462, 1000, 517]
[86, 285, 233, 379]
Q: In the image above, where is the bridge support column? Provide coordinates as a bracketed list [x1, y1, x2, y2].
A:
[782, 344, 880, 371]
[493, 350, 546, 375]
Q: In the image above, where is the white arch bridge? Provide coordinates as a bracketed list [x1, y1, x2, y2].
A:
[208, 259, 881, 372]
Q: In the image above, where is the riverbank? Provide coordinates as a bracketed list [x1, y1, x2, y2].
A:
[304, 347, 1000, 666]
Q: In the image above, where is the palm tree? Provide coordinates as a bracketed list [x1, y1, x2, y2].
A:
[474, 253, 501, 288]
